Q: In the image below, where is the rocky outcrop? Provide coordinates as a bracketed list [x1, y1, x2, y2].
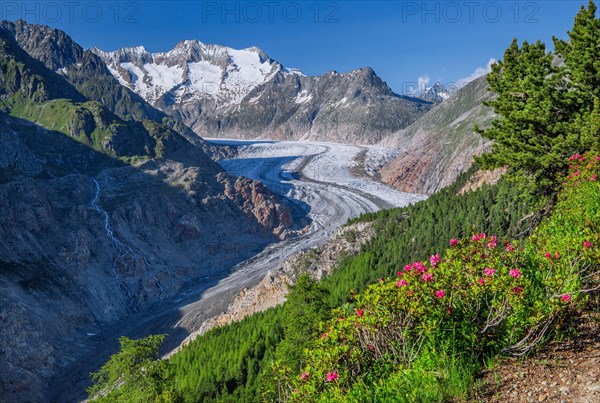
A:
[94, 41, 431, 144]
[457, 167, 507, 195]
[379, 75, 495, 194]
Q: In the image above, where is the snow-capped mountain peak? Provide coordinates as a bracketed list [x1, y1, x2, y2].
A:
[421, 82, 451, 103]
[93, 40, 431, 143]
[93, 41, 283, 105]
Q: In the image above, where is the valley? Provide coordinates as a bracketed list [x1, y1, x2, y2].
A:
[50, 139, 424, 402]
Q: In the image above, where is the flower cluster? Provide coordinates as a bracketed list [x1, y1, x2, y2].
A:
[566, 153, 600, 184]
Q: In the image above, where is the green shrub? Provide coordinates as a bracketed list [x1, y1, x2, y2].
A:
[285, 153, 600, 402]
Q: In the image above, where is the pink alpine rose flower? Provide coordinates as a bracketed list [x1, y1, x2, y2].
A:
[478, 278, 485, 285]
[397, 279, 408, 287]
[509, 269, 521, 278]
[326, 371, 338, 382]
[545, 252, 552, 259]
[357, 309, 364, 317]
[561, 294, 572, 302]
[435, 290, 445, 299]
[301, 372, 309, 380]
[450, 238, 459, 246]
[430, 253, 441, 267]
[414, 261, 427, 273]
[484, 267, 496, 276]
[422, 273, 433, 282]
[506, 243, 514, 252]
[584, 241, 593, 248]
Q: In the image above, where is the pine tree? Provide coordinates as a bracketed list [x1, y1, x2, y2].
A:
[275, 274, 331, 370]
[474, 39, 563, 194]
[553, 0, 600, 152]
[87, 335, 181, 402]
[476, 1, 600, 195]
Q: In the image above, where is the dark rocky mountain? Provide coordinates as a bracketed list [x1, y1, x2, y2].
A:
[0, 25, 303, 403]
[95, 41, 432, 144]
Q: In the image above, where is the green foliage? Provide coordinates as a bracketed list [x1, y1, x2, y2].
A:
[476, 1, 600, 194]
[474, 38, 564, 193]
[88, 335, 181, 403]
[318, 346, 478, 403]
[284, 153, 600, 401]
[275, 275, 332, 370]
[331, 168, 536, 306]
[167, 307, 286, 402]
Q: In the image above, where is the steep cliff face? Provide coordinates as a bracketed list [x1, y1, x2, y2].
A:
[379, 75, 496, 194]
[94, 41, 431, 144]
[0, 26, 303, 403]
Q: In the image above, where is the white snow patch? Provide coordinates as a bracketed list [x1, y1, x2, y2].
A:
[121, 62, 147, 95]
[295, 90, 313, 104]
[144, 63, 183, 92]
[106, 64, 128, 87]
[188, 61, 222, 94]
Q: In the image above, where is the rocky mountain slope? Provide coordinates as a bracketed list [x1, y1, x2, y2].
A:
[0, 26, 303, 403]
[0, 20, 205, 151]
[173, 221, 375, 355]
[379, 75, 496, 194]
[94, 41, 431, 144]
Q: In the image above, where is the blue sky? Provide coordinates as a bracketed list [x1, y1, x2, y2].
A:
[1, 1, 593, 94]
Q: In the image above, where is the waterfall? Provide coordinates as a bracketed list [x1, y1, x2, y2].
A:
[92, 178, 166, 311]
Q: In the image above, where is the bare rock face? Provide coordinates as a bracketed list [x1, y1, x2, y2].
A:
[457, 167, 507, 195]
[379, 75, 496, 194]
